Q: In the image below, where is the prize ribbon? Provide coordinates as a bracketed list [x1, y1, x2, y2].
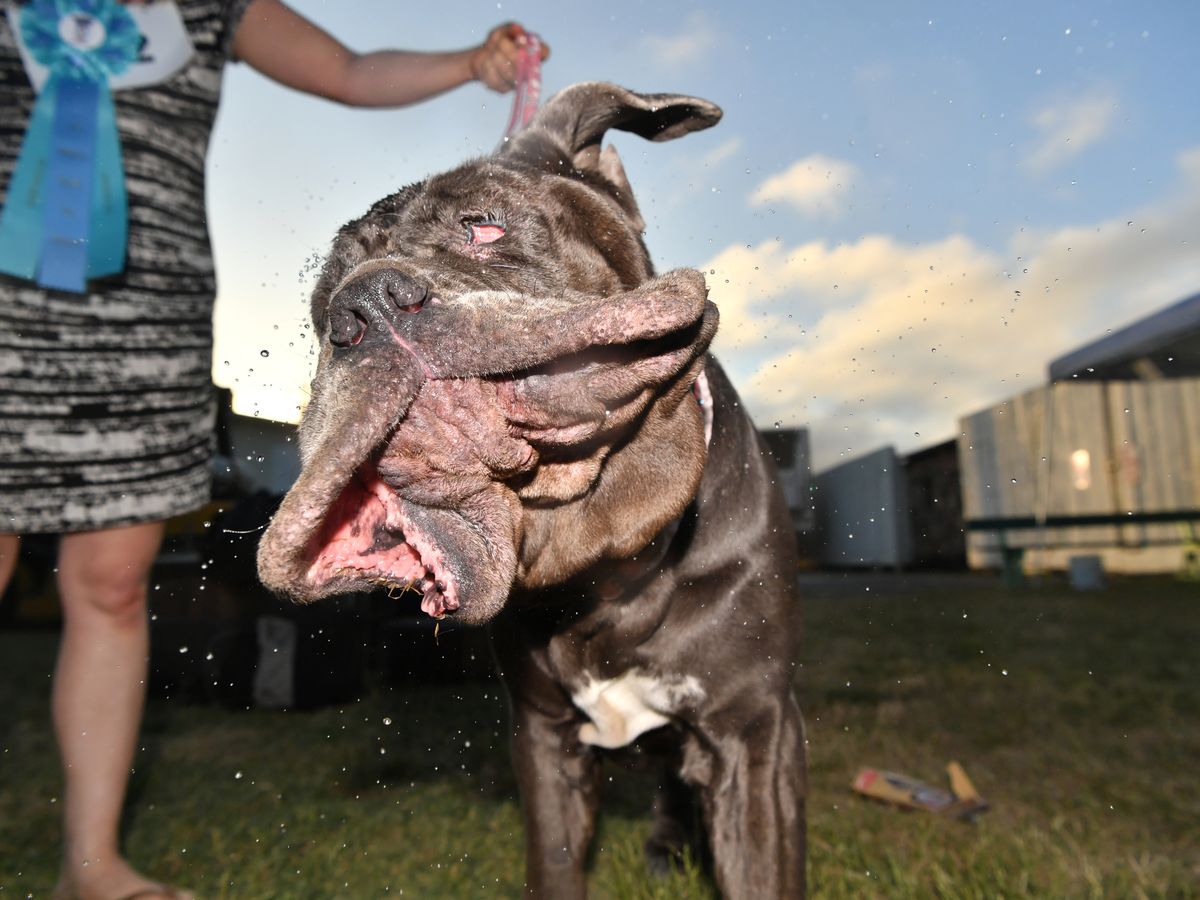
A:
[0, 0, 140, 293]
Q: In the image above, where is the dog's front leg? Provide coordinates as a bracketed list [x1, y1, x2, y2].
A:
[510, 704, 601, 899]
[702, 694, 807, 899]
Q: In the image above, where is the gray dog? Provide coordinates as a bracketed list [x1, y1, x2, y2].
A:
[257, 82, 806, 899]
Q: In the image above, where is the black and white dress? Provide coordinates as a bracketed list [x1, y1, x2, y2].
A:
[0, 0, 251, 534]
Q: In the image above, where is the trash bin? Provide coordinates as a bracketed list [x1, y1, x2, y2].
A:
[1068, 554, 1105, 591]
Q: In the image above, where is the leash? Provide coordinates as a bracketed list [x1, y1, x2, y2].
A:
[501, 32, 542, 141]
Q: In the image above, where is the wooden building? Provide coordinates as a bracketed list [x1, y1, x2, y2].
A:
[960, 293, 1200, 574]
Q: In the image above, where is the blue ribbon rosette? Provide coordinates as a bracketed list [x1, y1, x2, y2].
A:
[0, 0, 140, 293]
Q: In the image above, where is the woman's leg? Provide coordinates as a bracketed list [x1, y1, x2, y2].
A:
[0, 533, 18, 596]
[52, 521, 189, 900]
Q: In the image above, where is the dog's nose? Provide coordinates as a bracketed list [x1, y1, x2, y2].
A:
[327, 268, 430, 349]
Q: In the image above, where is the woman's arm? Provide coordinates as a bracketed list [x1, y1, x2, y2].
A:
[231, 0, 548, 107]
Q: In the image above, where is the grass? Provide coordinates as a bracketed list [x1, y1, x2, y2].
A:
[1, 573, 1197, 898]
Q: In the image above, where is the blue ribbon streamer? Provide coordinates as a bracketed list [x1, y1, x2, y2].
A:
[88, 82, 126, 278]
[0, 75, 58, 282]
[37, 75, 99, 292]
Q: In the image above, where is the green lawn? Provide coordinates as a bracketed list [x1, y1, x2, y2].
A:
[1, 575, 1197, 898]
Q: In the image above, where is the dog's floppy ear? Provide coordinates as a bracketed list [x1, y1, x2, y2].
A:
[501, 82, 722, 170]
[500, 82, 721, 231]
[527, 82, 722, 150]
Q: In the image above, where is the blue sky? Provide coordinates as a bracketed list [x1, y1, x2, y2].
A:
[206, 0, 1200, 470]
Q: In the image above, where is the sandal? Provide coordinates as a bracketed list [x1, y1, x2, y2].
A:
[118, 889, 194, 900]
[52, 884, 194, 900]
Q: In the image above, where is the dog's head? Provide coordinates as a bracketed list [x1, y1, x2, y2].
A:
[257, 83, 722, 623]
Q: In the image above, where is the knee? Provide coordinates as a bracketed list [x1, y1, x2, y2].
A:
[57, 559, 150, 627]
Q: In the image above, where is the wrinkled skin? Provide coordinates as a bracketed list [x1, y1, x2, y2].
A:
[258, 83, 806, 899]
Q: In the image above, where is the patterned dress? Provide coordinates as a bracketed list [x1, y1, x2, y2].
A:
[0, 0, 252, 533]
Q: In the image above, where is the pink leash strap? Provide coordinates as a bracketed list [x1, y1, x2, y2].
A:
[502, 33, 542, 141]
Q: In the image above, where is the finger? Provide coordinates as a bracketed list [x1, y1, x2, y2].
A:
[487, 21, 518, 50]
[509, 24, 548, 63]
[484, 50, 517, 85]
[479, 60, 513, 93]
[497, 41, 524, 65]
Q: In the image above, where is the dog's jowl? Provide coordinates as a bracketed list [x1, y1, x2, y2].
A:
[258, 82, 806, 900]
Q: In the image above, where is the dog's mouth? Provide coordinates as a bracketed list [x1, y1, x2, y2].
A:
[304, 461, 460, 618]
[257, 366, 527, 624]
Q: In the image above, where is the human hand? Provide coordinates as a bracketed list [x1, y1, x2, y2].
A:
[469, 22, 550, 93]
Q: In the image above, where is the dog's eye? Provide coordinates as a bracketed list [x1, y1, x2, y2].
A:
[464, 219, 505, 245]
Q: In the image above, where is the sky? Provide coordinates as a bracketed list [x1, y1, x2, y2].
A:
[206, 0, 1200, 472]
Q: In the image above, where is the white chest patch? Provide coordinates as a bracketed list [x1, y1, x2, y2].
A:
[571, 669, 706, 749]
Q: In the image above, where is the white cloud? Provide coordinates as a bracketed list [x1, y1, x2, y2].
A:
[667, 136, 744, 195]
[1026, 89, 1119, 173]
[640, 12, 718, 71]
[749, 154, 860, 217]
[698, 136, 744, 169]
[707, 147, 1200, 471]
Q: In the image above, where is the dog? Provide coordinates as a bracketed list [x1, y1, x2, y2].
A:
[257, 82, 806, 899]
